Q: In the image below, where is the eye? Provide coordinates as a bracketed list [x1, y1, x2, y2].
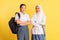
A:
[36, 7, 40, 9]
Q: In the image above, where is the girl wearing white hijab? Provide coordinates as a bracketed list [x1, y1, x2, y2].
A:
[31, 5, 46, 40]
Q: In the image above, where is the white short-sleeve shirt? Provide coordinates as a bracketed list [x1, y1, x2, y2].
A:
[15, 12, 30, 25]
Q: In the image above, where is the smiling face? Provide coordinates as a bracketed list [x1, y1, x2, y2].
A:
[20, 4, 26, 13]
[20, 6, 26, 13]
[35, 5, 40, 13]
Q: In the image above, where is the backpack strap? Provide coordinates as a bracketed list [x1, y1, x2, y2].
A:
[15, 12, 20, 19]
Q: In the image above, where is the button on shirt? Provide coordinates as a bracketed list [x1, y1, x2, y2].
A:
[15, 12, 30, 26]
[31, 13, 46, 34]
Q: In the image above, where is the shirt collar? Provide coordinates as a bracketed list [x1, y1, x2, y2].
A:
[19, 12, 25, 15]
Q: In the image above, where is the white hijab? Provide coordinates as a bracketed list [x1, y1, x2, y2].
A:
[31, 4, 46, 27]
[35, 5, 46, 25]
[35, 4, 45, 17]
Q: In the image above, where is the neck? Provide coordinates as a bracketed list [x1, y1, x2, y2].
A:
[20, 11, 25, 14]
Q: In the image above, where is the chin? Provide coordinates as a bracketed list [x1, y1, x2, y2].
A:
[22, 12, 25, 13]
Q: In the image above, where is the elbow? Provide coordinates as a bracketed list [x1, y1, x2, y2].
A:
[15, 20, 20, 24]
[42, 23, 46, 26]
[26, 21, 31, 25]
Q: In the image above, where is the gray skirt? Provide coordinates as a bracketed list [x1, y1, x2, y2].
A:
[17, 25, 29, 40]
[32, 34, 45, 40]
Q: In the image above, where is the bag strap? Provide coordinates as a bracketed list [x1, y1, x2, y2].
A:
[42, 25, 46, 37]
[15, 12, 20, 19]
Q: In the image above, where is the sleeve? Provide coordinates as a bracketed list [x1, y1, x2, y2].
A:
[41, 15, 46, 25]
[31, 15, 40, 27]
[15, 14, 19, 21]
[27, 14, 30, 21]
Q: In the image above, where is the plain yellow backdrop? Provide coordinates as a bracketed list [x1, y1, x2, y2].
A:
[0, 0, 60, 40]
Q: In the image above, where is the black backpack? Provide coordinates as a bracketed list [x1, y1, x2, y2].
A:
[8, 12, 20, 34]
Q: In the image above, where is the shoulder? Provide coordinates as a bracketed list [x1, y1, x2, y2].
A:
[25, 13, 28, 15]
[25, 13, 29, 17]
[15, 13, 18, 16]
[32, 13, 36, 17]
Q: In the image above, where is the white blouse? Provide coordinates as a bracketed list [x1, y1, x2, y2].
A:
[31, 13, 46, 34]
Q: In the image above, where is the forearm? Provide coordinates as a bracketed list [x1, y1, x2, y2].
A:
[31, 21, 40, 27]
[16, 20, 31, 25]
[22, 21, 31, 25]
[31, 21, 45, 27]
[16, 20, 24, 24]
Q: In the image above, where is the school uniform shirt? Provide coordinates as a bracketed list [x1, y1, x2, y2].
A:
[15, 12, 30, 26]
[31, 13, 46, 34]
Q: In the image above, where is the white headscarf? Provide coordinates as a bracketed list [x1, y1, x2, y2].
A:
[31, 4, 46, 27]
[35, 4, 45, 17]
[35, 4, 46, 25]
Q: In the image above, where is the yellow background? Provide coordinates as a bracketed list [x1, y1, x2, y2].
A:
[0, 0, 60, 40]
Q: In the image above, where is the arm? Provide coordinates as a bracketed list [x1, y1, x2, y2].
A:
[31, 15, 40, 27]
[41, 15, 46, 26]
[42, 15, 46, 36]
[16, 20, 31, 25]
[15, 14, 31, 25]
[23, 14, 31, 25]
